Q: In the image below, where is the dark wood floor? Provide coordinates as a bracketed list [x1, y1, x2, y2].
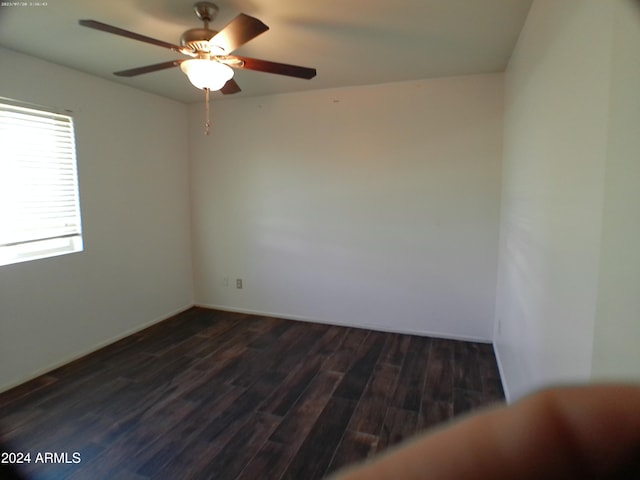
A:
[0, 307, 504, 480]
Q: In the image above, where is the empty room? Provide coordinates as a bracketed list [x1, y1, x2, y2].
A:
[1, 0, 639, 479]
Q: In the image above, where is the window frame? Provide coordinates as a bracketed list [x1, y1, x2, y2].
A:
[0, 97, 83, 266]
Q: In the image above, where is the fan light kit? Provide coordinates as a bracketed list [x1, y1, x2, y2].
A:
[79, 2, 317, 134]
[180, 59, 234, 91]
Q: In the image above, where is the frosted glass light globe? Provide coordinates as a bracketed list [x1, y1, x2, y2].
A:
[181, 59, 234, 91]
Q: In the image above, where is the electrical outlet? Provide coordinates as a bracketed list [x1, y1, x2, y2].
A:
[236, 279, 243, 289]
[222, 276, 229, 287]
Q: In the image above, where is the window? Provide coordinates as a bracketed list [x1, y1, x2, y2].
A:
[0, 98, 83, 266]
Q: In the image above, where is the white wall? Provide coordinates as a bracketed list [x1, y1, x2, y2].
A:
[189, 74, 503, 341]
[3, 1, 636, 399]
[494, 0, 614, 401]
[495, 0, 640, 401]
[592, 0, 640, 380]
[0, 47, 194, 391]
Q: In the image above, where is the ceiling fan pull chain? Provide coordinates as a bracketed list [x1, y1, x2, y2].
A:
[204, 87, 211, 135]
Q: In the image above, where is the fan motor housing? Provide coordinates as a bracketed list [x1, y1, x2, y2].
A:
[180, 27, 220, 53]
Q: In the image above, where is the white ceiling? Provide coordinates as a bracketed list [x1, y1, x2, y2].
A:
[0, 0, 532, 103]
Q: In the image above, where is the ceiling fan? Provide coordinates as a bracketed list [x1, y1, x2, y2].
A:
[78, 2, 316, 94]
[79, 2, 317, 132]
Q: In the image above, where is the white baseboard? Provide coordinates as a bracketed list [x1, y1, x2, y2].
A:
[0, 303, 195, 394]
[195, 303, 493, 344]
[2, 302, 498, 394]
[493, 343, 512, 404]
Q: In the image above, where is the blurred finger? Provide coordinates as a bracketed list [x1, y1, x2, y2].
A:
[331, 384, 640, 480]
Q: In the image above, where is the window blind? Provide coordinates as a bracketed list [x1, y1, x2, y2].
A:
[0, 100, 82, 252]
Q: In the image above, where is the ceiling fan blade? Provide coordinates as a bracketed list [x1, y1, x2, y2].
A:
[79, 20, 182, 52]
[220, 79, 242, 95]
[209, 14, 269, 54]
[227, 56, 317, 79]
[114, 60, 184, 77]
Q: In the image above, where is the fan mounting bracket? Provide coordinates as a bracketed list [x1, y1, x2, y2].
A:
[193, 2, 219, 23]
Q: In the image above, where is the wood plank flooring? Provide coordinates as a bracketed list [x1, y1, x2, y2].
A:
[0, 307, 504, 480]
